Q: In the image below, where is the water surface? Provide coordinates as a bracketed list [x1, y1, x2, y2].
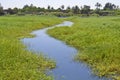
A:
[22, 21, 106, 80]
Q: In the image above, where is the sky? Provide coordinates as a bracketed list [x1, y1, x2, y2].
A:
[0, 0, 120, 9]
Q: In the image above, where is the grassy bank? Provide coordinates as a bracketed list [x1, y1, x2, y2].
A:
[48, 16, 120, 79]
[0, 15, 63, 80]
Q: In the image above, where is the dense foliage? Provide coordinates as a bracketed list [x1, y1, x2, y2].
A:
[0, 2, 120, 16]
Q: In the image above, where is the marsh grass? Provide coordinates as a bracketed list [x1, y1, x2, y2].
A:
[48, 17, 120, 79]
[0, 15, 63, 80]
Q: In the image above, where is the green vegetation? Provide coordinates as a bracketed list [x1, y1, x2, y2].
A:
[0, 14, 120, 80]
[0, 15, 63, 80]
[48, 17, 120, 79]
[0, 2, 120, 17]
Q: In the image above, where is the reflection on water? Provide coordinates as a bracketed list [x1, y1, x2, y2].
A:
[22, 21, 106, 80]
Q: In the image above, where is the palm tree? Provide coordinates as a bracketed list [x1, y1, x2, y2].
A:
[61, 5, 65, 10]
[95, 2, 102, 9]
[47, 5, 51, 10]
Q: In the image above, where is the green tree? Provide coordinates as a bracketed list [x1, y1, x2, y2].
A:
[95, 2, 102, 9]
[7, 8, 15, 14]
[0, 3, 4, 15]
[81, 5, 91, 16]
[29, 4, 37, 13]
[23, 4, 30, 13]
[95, 2, 102, 15]
[116, 5, 119, 10]
[51, 7, 54, 12]
[13, 7, 18, 14]
[61, 5, 65, 10]
[72, 5, 80, 14]
[57, 8, 62, 12]
[47, 5, 51, 10]
[104, 2, 116, 10]
[66, 6, 71, 13]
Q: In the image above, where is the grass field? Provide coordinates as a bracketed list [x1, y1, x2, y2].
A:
[48, 16, 120, 79]
[0, 15, 63, 80]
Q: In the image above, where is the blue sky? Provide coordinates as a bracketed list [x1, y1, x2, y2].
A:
[0, 0, 120, 9]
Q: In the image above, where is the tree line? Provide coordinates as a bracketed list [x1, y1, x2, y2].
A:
[0, 2, 120, 16]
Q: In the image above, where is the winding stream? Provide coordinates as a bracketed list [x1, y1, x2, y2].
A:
[22, 21, 106, 80]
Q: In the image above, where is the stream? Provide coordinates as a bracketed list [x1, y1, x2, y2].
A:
[22, 21, 106, 80]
